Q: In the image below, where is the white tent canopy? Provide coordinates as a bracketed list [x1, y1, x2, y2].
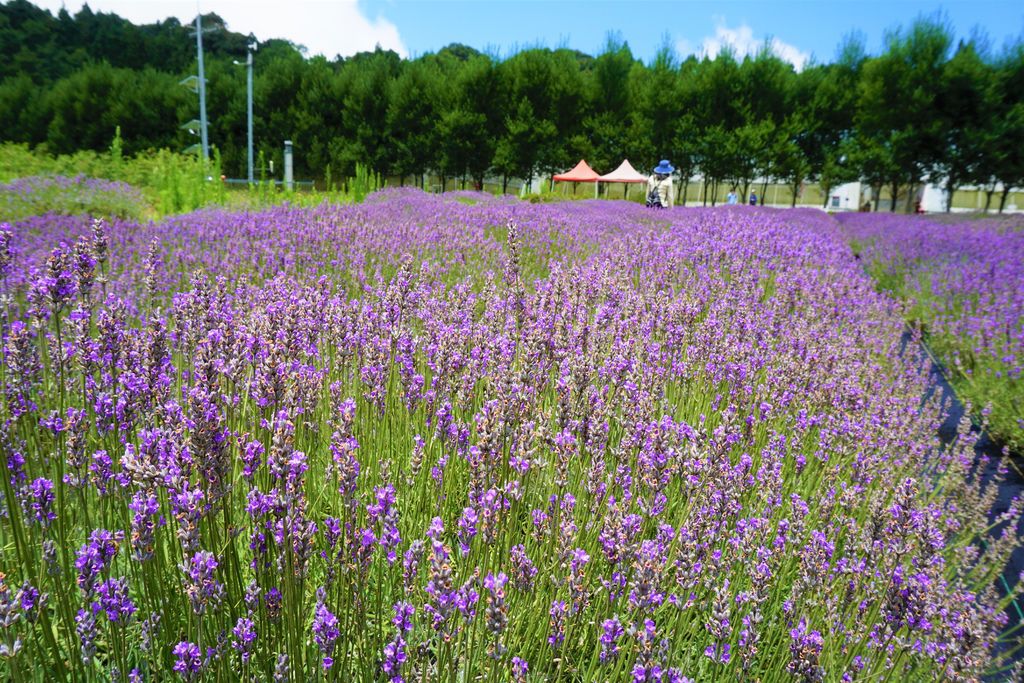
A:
[597, 159, 647, 183]
[597, 159, 648, 199]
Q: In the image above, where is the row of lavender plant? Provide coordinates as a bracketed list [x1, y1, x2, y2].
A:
[0, 191, 1020, 681]
[837, 212, 1024, 454]
[0, 176, 147, 223]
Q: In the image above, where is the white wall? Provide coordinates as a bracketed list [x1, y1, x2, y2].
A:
[824, 182, 862, 211]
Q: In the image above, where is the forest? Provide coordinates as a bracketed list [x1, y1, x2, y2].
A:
[2, 0, 1023, 209]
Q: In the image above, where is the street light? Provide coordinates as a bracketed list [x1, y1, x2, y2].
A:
[234, 39, 256, 185]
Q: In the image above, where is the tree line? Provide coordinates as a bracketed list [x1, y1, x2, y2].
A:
[2, 0, 1023, 210]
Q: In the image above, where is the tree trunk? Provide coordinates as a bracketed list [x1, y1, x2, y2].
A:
[502, 175, 508, 195]
[702, 177, 709, 206]
[905, 182, 916, 214]
[872, 184, 882, 212]
[889, 181, 899, 213]
[945, 177, 956, 212]
[999, 186, 1011, 213]
[711, 179, 718, 206]
[984, 189, 994, 212]
[679, 179, 689, 206]
[760, 177, 769, 206]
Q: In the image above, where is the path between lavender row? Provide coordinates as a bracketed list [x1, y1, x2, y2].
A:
[898, 307, 1023, 681]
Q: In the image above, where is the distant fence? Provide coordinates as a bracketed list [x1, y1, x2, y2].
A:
[227, 172, 1023, 212]
[221, 178, 316, 190]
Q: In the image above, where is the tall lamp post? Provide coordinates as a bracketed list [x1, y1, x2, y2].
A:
[234, 40, 256, 185]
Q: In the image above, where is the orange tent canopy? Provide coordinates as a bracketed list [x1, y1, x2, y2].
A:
[597, 159, 647, 183]
[552, 159, 600, 182]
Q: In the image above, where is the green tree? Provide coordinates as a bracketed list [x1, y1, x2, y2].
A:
[984, 39, 1024, 211]
[585, 36, 639, 173]
[330, 48, 402, 178]
[934, 39, 996, 211]
[857, 18, 952, 211]
[388, 58, 444, 187]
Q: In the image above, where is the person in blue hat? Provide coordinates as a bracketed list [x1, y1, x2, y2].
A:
[646, 159, 674, 208]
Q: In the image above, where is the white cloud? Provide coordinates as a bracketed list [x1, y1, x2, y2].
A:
[31, 1, 407, 59]
[678, 20, 809, 71]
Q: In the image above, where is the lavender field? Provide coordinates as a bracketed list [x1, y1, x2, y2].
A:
[839, 213, 1024, 454]
[0, 190, 1021, 681]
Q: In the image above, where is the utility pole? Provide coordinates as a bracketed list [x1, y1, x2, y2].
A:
[235, 40, 256, 184]
[246, 43, 254, 184]
[195, 13, 210, 161]
[183, 11, 217, 161]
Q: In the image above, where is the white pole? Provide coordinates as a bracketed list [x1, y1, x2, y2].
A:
[195, 14, 209, 161]
[246, 45, 254, 185]
[284, 140, 293, 191]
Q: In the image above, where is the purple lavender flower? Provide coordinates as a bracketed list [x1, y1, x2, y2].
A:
[600, 617, 624, 662]
[88, 450, 121, 495]
[455, 577, 480, 621]
[92, 577, 136, 623]
[139, 613, 161, 653]
[273, 653, 289, 682]
[75, 528, 122, 596]
[240, 438, 264, 481]
[75, 608, 97, 664]
[18, 581, 44, 623]
[312, 600, 340, 670]
[381, 636, 408, 683]
[427, 516, 444, 539]
[180, 551, 224, 615]
[0, 227, 12, 280]
[402, 540, 425, 590]
[548, 600, 567, 648]
[172, 640, 203, 681]
[788, 619, 824, 682]
[265, 587, 282, 622]
[509, 544, 538, 591]
[24, 477, 56, 527]
[457, 506, 478, 555]
[424, 539, 456, 636]
[368, 484, 401, 563]
[393, 601, 415, 633]
[128, 491, 161, 562]
[511, 656, 529, 682]
[232, 616, 257, 663]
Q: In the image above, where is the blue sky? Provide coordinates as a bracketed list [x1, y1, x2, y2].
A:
[362, 0, 1024, 65]
[32, 1, 1024, 66]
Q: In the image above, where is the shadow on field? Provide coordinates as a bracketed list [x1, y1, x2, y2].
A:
[907, 331, 1024, 680]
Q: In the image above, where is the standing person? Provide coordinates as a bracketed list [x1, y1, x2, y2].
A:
[646, 159, 674, 209]
[727, 189, 737, 205]
[749, 191, 758, 206]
